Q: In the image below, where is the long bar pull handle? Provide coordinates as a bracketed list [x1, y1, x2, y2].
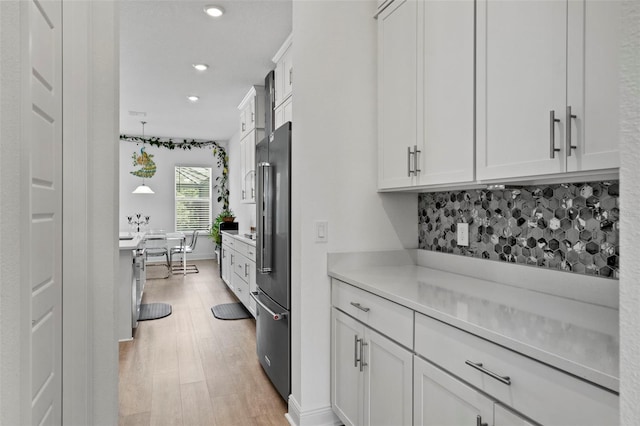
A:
[360, 340, 368, 372]
[256, 162, 272, 273]
[476, 415, 488, 426]
[549, 110, 561, 158]
[407, 147, 414, 177]
[250, 292, 286, 320]
[354, 335, 359, 368]
[566, 105, 577, 156]
[350, 302, 370, 313]
[414, 145, 421, 174]
[465, 360, 511, 385]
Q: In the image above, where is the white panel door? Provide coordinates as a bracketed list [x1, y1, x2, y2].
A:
[24, 0, 63, 424]
[363, 327, 412, 426]
[476, 0, 567, 180]
[414, 356, 494, 426]
[331, 309, 363, 426]
[566, 0, 621, 172]
[377, 0, 419, 189]
[419, 0, 475, 186]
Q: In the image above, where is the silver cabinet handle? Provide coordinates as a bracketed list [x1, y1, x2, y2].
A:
[407, 146, 414, 177]
[566, 105, 577, 156]
[414, 145, 421, 174]
[465, 360, 511, 385]
[244, 263, 249, 277]
[289, 68, 293, 85]
[360, 340, 368, 372]
[242, 122, 246, 132]
[350, 302, 370, 312]
[230, 253, 234, 265]
[250, 291, 286, 320]
[256, 162, 272, 273]
[251, 111, 255, 123]
[476, 415, 488, 426]
[242, 189, 245, 199]
[549, 110, 561, 158]
[354, 335, 359, 368]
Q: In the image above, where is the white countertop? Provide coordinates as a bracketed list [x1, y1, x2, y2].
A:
[118, 232, 144, 250]
[328, 250, 619, 393]
[221, 230, 256, 246]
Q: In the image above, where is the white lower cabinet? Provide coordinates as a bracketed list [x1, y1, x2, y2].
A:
[221, 244, 231, 287]
[414, 356, 494, 426]
[331, 308, 412, 426]
[221, 233, 256, 317]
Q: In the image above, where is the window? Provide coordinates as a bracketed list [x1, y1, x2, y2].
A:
[175, 166, 212, 232]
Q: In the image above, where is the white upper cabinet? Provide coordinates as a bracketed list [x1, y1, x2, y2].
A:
[566, 0, 622, 172]
[378, 0, 474, 190]
[419, 0, 474, 186]
[273, 33, 293, 111]
[377, 0, 419, 189]
[238, 86, 265, 204]
[476, 0, 621, 181]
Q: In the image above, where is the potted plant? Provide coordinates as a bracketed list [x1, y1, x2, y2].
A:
[209, 209, 235, 247]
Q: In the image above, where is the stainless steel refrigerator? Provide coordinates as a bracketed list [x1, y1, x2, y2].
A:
[252, 121, 291, 401]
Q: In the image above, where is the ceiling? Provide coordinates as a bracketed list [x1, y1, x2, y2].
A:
[120, 0, 292, 142]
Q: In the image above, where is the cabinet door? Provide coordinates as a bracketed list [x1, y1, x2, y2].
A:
[247, 259, 257, 317]
[566, 0, 621, 172]
[332, 309, 364, 426]
[282, 46, 293, 101]
[414, 356, 494, 426]
[364, 327, 412, 426]
[240, 132, 256, 204]
[221, 245, 231, 287]
[494, 404, 537, 426]
[418, 0, 474, 186]
[476, 0, 567, 180]
[377, 0, 419, 189]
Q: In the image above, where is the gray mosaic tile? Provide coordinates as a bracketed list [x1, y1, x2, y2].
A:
[418, 181, 620, 279]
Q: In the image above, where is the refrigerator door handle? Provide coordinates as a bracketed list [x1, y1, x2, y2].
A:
[257, 161, 273, 273]
[250, 291, 287, 320]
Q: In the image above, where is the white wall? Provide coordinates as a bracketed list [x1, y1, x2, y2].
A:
[119, 141, 225, 259]
[290, 1, 417, 422]
[619, 0, 640, 423]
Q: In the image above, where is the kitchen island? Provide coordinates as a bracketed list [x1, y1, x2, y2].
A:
[328, 249, 618, 425]
[118, 233, 145, 341]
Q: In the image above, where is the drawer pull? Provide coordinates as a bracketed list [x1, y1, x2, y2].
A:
[350, 302, 370, 313]
[476, 415, 488, 426]
[465, 360, 511, 385]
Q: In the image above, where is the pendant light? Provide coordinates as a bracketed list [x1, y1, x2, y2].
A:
[132, 121, 155, 194]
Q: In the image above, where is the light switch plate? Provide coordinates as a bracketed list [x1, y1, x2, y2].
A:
[457, 223, 469, 246]
[314, 221, 328, 243]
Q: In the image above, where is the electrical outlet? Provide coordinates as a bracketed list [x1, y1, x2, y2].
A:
[457, 223, 469, 246]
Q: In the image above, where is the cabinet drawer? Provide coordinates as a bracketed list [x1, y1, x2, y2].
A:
[415, 313, 618, 425]
[245, 244, 256, 261]
[233, 254, 250, 284]
[221, 234, 235, 249]
[234, 276, 250, 306]
[332, 279, 413, 349]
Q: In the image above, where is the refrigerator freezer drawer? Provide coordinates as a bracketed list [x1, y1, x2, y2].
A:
[254, 290, 290, 400]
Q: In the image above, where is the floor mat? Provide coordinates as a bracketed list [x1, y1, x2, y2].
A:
[211, 302, 251, 320]
[138, 303, 172, 321]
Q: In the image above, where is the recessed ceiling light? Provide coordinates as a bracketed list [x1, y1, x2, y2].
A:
[204, 5, 224, 17]
[193, 64, 209, 71]
[188, 95, 200, 102]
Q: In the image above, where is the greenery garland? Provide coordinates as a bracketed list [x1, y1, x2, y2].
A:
[120, 135, 229, 211]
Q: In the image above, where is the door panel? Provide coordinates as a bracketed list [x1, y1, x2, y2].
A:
[26, 0, 63, 424]
[331, 309, 363, 426]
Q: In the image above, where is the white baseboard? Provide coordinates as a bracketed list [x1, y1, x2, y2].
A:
[286, 395, 341, 426]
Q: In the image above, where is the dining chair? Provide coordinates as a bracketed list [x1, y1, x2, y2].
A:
[145, 231, 170, 279]
[170, 230, 200, 274]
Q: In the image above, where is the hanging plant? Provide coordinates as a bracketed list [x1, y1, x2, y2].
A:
[120, 135, 229, 210]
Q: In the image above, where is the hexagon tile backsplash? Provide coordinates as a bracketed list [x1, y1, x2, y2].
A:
[418, 181, 620, 279]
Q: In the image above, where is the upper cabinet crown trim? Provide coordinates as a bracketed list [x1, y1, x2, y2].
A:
[237, 85, 261, 110]
[272, 32, 293, 64]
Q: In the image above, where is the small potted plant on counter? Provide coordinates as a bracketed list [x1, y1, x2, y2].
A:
[209, 209, 235, 247]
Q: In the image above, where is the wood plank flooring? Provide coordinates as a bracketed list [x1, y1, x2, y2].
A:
[119, 260, 288, 426]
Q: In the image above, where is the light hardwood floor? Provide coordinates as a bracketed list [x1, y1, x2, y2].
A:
[119, 259, 288, 426]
